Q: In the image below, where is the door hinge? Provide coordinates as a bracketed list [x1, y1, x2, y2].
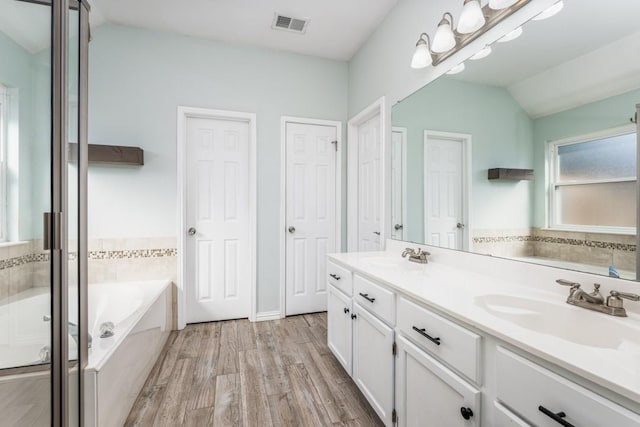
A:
[392, 341, 397, 356]
[392, 409, 397, 424]
[43, 212, 61, 251]
[331, 140, 338, 152]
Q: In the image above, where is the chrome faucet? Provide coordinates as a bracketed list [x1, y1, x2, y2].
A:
[556, 279, 639, 317]
[43, 315, 92, 348]
[402, 247, 430, 264]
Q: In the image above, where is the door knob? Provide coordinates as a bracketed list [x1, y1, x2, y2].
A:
[394, 224, 403, 231]
[288, 226, 296, 234]
[187, 227, 196, 236]
[456, 223, 465, 229]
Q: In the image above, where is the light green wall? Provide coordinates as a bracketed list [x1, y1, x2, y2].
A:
[88, 24, 349, 313]
[392, 77, 535, 242]
[532, 89, 640, 227]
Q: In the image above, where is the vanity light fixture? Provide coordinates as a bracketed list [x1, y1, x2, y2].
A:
[497, 26, 523, 43]
[532, 0, 564, 21]
[489, 0, 519, 10]
[432, 12, 456, 53]
[470, 45, 492, 60]
[411, 33, 433, 69]
[458, 0, 486, 34]
[446, 63, 466, 75]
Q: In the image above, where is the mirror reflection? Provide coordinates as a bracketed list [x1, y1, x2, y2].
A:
[391, 0, 639, 280]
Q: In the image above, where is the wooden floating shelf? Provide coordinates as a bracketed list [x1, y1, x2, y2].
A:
[488, 168, 533, 181]
[69, 143, 144, 166]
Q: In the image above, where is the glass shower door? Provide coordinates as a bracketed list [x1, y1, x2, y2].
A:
[0, 0, 53, 425]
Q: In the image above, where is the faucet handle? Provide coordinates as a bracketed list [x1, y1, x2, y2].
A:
[610, 290, 640, 301]
[556, 279, 580, 288]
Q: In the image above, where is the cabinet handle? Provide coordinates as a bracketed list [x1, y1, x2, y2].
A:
[460, 407, 473, 420]
[538, 406, 575, 427]
[359, 293, 376, 303]
[412, 326, 441, 346]
[329, 274, 341, 280]
[344, 307, 350, 314]
[351, 313, 357, 320]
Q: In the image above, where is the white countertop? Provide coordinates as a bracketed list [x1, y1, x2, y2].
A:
[328, 249, 640, 404]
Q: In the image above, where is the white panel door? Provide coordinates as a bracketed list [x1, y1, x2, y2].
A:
[391, 128, 406, 240]
[352, 303, 394, 426]
[186, 116, 250, 323]
[358, 114, 382, 251]
[424, 134, 463, 250]
[285, 122, 337, 315]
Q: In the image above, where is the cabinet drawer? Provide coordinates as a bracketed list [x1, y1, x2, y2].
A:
[327, 260, 352, 296]
[397, 297, 481, 383]
[496, 347, 640, 427]
[353, 274, 395, 325]
[494, 401, 531, 427]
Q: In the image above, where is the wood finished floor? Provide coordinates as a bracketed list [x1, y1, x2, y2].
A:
[125, 312, 383, 427]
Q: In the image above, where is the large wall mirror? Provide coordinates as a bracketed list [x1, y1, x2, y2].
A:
[391, 0, 640, 281]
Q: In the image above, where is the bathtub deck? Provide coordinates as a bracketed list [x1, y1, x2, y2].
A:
[125, 312, 383, 426]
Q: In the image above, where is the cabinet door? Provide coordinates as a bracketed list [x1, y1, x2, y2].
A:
[396, 336, 480, 427]
[327, 284, 353, 374]
[352, 303, 394, 426]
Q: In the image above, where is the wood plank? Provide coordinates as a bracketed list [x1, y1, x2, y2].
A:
[153, 358, 195, 426]
[239, 350, 274, 427]
[178, 324, 203, 360]
[184, 407, 214, 427]
[212, 373, 242, 427]
[286, 363, 333, 426]
[268, 393, 303, 427]
[218, 320, 239, 375]
[237, 319, 257, 351]
[124, 385, 166, 427]
[186, 376, 216, 411]
[156, 331, 186, 386]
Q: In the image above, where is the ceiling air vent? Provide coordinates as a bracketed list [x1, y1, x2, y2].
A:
[272, 13, 309, 34]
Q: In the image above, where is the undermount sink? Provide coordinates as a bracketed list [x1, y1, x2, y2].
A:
[475, 294, 640, 350]
[363, 257, 401, 268]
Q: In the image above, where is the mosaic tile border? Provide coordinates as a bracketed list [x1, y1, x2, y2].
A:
[0, 248, 177, 271]
[473, 235, 636, 252]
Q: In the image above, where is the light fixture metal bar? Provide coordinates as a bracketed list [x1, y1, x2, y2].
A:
[432, 0, 531, 66]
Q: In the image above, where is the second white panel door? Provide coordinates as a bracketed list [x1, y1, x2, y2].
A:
[185, 116, 251, 323]
[285, 121, 338, 316]
[358, 114, 382, 251]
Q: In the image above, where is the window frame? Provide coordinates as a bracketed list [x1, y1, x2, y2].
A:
[546, 124, 637, 235]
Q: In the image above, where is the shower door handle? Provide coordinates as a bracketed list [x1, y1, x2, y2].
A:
[187, 227, 196, 236]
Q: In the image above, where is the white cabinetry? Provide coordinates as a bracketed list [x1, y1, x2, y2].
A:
[395, 335, 481, 427]
[352, 302, 395, 426]
[327, 284, 353, 374]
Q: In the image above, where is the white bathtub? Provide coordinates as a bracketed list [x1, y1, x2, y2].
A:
[0, 280, 172, 427]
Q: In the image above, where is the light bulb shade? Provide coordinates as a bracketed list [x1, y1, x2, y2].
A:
[446, 63, 466, 75]
[457, 0, 485, 34]
[411, 42, 432, 69]
[470, 45, 492, 60]
[533, 1, 564, 21]
[489, 0, 518, 10]
[497, 26, 522, 43]
[432, 18, 456, 53]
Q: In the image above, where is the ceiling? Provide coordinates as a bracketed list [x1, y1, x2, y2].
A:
[89, 0, 399, 61]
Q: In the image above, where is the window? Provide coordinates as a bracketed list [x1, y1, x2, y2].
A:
[0, 85, 6, 241]
[548, 127, 637, 233]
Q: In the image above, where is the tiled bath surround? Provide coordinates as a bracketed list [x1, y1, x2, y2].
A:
[473, 228, 637, 273]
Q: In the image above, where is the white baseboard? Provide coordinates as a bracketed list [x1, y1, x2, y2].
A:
[254, 310, 283, 322]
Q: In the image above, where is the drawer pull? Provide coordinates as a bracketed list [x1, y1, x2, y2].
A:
[351, 313, 357, 320]
[344, 307, 350, 314]
[359, 293, 376, 303]
[460, 407, 473, 420]
[412, 326, 441, 346]
[538, 406, 575, 427]
[329, 273, 341, 280]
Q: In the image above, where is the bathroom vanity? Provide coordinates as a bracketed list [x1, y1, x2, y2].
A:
[327, 240, 640, 426]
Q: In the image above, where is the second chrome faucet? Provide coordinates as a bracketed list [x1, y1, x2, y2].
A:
[556, 279, 639, 317]
[402, 247, 430, 264]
